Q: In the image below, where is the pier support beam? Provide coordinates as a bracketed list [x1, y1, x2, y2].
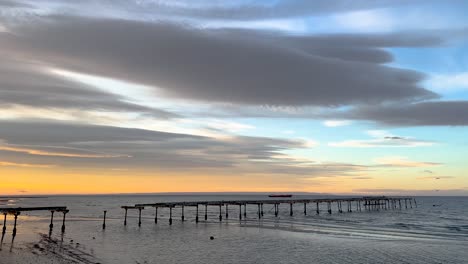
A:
[169, 207, 173, 225]
[327, 202, 332, 214]
[196, 205, 199, 223]
[303, 203, 307, 215]
[12, 213, 18, 237]
[413, 198, 417, 208]
[289, 203, 293, 216]
[226, 204, 229, 219]
[2, 213, 6, 234]
[274, 204, 279, 217]
[205, 204, 208, 221]
[239, 204, 242, 220]
[124, 208, 128, 226]
[257, 204, 261, 219]
[155, 207, 158, 224]
[219, 205, 222, 222]
[181, 205, 185, 222]
[102, 210, 107, 230]
[316, 202, 319, 214]
[49, 211, 55, 231]
[261, 204, 264, 217]
[138, 208, 142, 227]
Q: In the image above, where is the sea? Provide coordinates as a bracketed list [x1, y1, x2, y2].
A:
[0, 195, 467, 264]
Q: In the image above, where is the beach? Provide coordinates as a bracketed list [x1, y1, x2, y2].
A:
[1, 195, 467, 264]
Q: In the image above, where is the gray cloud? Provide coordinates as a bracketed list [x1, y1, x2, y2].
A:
[0, 16, 438, 107]
[0, 120, 364, 175]
[353, 188, 467, 196]
[0, 58, 176, 118]
[345, 101, 468, 126]
[4, 0, 424, 21]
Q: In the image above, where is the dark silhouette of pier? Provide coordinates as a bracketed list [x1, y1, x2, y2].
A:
[121, 196, 417, 226]
[0, 206, 69, 238]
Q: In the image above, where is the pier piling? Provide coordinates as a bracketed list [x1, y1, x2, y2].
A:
[49, 211, 55, 232]
[138, 208, 142, 227]
[2, 213, 6, 234]
[102, 210, 107, 230]
[169, 207, 173, 225]
[61, 210, 68, 233]
[12, 213, 18, 237]
[155, 207, 158, 224]
[181, 205, 185, 222]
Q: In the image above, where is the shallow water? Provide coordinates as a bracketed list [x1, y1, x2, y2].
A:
[1, 195, 467, 263]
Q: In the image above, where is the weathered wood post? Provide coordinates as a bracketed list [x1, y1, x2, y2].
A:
[226, 204, 229, 219]
[239, 204, 242, 220]
[169, 207, 173, 225]
[181, 205, 185, 222]
[196, 205, 199, 223]
[102, 210, 107, 230]
[338, 201, 342, 213]
[303, 203, 307, 215]
[275, 204, 279, 217]
[2, 213, 6, 234]
[138, 208, 142, 227]
[405, 199, 408, 209]
[316, 202, 320, 214]
[257, 204, 261, 219]
[12, 213, 18, 237]
[49, 211, 55, 231]
[327, 201, 332, 214]
[261, 203, 264, 217]
[398, 199, 402, 210]
[205, 204, 208, 221]
[154, 207, 158, 224]
[244, 204, 247, 218]
[61, 210, 68, 233]
[124, 208, 128, 226]
[413, 198, 417, 208]
[289, 203, 293, 216]
[409, 199, 413, 208]
[219, 204, 222, 222]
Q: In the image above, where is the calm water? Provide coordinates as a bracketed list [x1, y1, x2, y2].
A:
[1, 195, 467, 263]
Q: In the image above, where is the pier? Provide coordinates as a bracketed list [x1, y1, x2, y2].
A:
[121, 197, 416, 226]
[0, 207, 69, 237]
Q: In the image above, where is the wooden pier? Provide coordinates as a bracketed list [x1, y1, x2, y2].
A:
[121, 196, 416, 226]
[0, 206, 69, 237]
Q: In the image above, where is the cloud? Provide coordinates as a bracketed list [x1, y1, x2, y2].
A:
[329, 130, 434, 147]
[9, 0, 420, 21]
[0, 120, 366, 176]
[0, 16, 438, 108]
[373, 156, 441, 167]
[0, 144, 130, 158]
[344, 101, 468, 126]
[353, 188, 467, 196]
[323, 120, 352, 127]
[417, 176, 455, 180]
[0, 58, 176, 119]
[0, 161, 54, 168]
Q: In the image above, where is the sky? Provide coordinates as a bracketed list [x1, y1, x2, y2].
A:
[0, 0, 467, 195]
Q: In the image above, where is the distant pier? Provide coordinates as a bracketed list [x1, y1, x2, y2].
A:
[121, 196, 417, 226]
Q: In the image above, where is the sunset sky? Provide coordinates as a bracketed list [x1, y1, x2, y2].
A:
[0, 0, 467, 195]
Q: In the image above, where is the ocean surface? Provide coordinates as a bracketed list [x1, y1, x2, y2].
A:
[0, 195, 467, 263]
